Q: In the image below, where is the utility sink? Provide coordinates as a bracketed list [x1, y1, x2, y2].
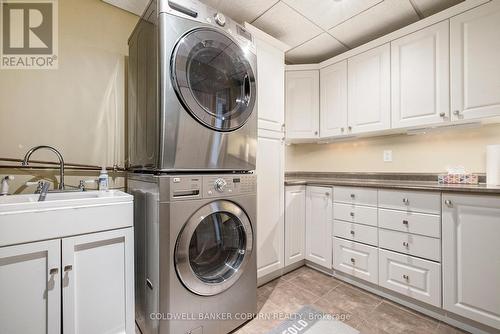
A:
[0, 190, 133, 247]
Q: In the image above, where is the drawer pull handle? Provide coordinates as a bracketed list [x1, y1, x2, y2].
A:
[350, 212, 355, 217]
[403, 241, 409, 248]
[350, 230, 355, 235]
[402, 220, 409, 225]
[402, 274, 409, 280]
[403, 198, 410, 205]
[350, 194, 355, 199]
[350, 258, 355, 264]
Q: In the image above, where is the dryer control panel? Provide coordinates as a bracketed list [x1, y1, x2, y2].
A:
[169, 174, 256, 200]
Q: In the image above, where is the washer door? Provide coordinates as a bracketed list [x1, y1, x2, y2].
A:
[171, 27, 256, 132]
[175, 200, 253, 296]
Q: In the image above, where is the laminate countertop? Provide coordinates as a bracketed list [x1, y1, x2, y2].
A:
[285, 173, 500, 195]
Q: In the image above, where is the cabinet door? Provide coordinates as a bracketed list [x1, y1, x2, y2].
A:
[285, 70, 320, 139]
[442, 194, 500, 329]
[320, 61, 348, 137]
[306, 186, 333, 269]
[285, 186, 306, 267]
[62, 228, 135, 334]
[451, 1, 500, 121]
[348, 44, 391, 134]
[0, 240, 61, 334]
[257, 129, 285, 278]
[391, 21, 450, 129]
[255, 36, 285, 132]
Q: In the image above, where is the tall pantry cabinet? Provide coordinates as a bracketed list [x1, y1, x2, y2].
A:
[245, 24, 290, 282]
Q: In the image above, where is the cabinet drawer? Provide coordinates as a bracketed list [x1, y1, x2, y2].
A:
[378, 190, 441, 214]
[379, 229, 441, 262]
[379, 249, 441, 307]
[333, 220, 378, 246]
[334, 187, 378, 207]
[333, 237, 378, 284]
[378, 209, 440, 238]
[333, 203, 377, 226]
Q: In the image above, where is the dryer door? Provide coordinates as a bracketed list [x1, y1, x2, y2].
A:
[175, 200, 253, 296]
[171, 27, 256, 132]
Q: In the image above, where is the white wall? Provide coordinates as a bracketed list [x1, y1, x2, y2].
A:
[286, 124, 500, 173]
[0, 0, 138, 167]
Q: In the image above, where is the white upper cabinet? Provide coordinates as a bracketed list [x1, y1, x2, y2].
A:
[285, 70, 320, 139]
[320, 61, 348, 138]
[391, 21, 450, 129]
[256, 129, 285, 279]
[252, 30, 287, 132]
[305, 186, 333, 270]
[348, 44, 391, 134]
[450, 1, 500, 121]
[442, 194, 500, 330]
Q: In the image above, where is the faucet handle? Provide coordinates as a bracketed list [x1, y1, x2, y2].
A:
[25, 180, 51, 194]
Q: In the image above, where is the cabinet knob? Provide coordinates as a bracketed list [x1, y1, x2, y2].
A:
[350, 258, 356, 263]
[444, 199, 452, 207]
[348, 126, 352, 131]
[453, 110, 461, 116]
[325, 192, 330, 196]
[341, 127, 345, 132]
[350, 212, 355, 217]
[403, 241, 409, 248]
[439, 112, 447, 118]
[350, 194, 355, 199]
[64, 265, 73, 272]
[314, 131, 318, 135]
[403, 198, 410, 205]
[350, 230, 355, 235]
[402, 220, 409, 225]
[402, 274, 409, 280]
[49, 268, 59, 275]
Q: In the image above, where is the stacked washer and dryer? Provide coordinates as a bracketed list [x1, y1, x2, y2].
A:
[127, 1, 258, 333]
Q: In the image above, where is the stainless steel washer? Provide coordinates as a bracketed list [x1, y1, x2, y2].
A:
[127, 0, 257, 172]
[128, 173, 257, 334]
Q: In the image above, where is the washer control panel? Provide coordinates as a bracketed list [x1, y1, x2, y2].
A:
[203, 174, 256, 198]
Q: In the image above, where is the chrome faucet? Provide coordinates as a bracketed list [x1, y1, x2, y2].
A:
[22, 146, 65, 190]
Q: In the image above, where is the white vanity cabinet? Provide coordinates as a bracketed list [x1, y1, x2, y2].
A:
[347, 44, 391, 134]
[285, 70, 320, 139]
[62, 228, 135, 334]
[442, 194, 500, 330]
[391, 21, 450, 129]
[0, 239, 61, 334]
[450, 0, 500, 121]
[305, 186, 333, 270]
[285, 186, 306, 266]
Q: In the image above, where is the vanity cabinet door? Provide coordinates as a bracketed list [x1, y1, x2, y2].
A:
[306, 186, 333, 269]
[285, 185, 306, 266]
[62, 228, 135, 334]
[0, 239, 61, 334]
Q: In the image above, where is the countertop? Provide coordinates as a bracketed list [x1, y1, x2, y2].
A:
[285, 173, 500, 195]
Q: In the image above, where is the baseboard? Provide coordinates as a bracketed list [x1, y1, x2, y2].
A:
[257, 260, 305, 286]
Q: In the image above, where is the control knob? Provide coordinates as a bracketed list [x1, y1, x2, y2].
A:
[214, 178, 227, 192]
[214, 12, 226, 26]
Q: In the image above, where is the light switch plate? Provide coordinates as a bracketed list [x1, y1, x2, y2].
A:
[383, 150, 393, 162]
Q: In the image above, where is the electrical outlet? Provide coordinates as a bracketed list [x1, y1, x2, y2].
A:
[383, 150, 393, 162]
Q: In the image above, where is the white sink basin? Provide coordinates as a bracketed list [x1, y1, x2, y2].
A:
[0, 190, 133, 247]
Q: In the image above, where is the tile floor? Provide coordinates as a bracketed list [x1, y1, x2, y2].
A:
[135, 266, 468, 334]
[233, 266, 468, 334]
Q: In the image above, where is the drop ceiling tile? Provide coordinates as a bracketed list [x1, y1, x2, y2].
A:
[200, 0, 278, 24]
[283, 0, 383, 30]
[286, 33, 348, 64]
[410, 0, 463, 17]
[252, 2, 323, 48]
[329, 0, 419, 48]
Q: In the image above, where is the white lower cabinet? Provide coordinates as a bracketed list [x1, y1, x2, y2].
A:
[379, 249, 441, 307]
[306, 186, 332, 269]
[0, 228, 135, 334]
[62, 228, 135, 334]
[442, 194, 500, 329]
[333, 237, 378, 284]
[0, 239, 61, 334]
[285, 186, 306, 267]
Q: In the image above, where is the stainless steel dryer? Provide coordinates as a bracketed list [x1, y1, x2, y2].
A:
[128, 173, 257, 334]
[128, 0, 257, 172]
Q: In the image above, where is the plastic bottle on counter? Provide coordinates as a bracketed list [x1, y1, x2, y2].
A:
[98, 167, 109, 191]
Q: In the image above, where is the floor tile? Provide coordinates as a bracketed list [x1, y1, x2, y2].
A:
[435, 322, 470, 334]
[266, 280, 319, 314]
[280, 265, 314, 281]
[288, 266, 342, 297]
[366, 300, 439, 334]
[319, 283, 382, 319]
